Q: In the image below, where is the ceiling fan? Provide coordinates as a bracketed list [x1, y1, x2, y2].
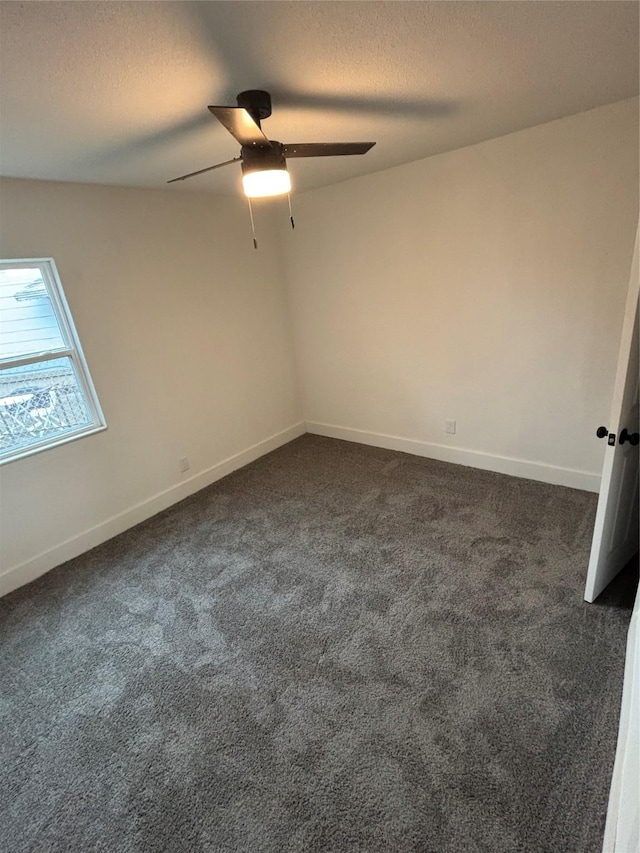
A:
[168, 90, 375, 243]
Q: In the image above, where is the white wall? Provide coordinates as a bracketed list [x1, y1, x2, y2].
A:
[283, 98, 639, 491]
[603, 586, 640, 853]
[0, 179, 302, 593]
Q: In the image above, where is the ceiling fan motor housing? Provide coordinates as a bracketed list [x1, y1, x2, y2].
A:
[241, 142, 286, 176]
[236, 90, 272, 126]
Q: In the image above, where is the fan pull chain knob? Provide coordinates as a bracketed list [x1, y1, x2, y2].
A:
[288, 193, 295, 230]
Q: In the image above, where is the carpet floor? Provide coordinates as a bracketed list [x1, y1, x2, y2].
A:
[1, 435, 636, 853]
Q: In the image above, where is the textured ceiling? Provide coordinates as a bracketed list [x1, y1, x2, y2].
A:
[0, 1, 638, 195]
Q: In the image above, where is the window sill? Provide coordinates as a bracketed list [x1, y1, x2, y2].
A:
[0, 423, 107, 466]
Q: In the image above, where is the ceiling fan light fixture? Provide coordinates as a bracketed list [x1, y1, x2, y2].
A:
[241, 141, 291, 198]
[242, 167, 291, 198]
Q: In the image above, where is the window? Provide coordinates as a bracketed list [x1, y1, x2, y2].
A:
[0, 259, 105, 463]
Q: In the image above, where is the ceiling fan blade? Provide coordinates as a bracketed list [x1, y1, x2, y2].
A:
[208, 106, 272, 148]
[283, 142, 375, 158]
[167, 157, 241, 184]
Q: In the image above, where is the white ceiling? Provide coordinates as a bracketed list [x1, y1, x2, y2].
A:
[0, 1, 638, 195]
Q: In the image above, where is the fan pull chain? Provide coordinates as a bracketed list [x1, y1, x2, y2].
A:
[287, 193, 295, 229]
[247, 197, 258, 249]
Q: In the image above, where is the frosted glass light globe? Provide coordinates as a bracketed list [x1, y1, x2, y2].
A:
[242, 168, 291, 198]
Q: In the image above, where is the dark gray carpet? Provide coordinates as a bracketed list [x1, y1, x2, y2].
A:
[1, 435, 635, 853]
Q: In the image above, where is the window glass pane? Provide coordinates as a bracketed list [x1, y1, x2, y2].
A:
[0, 267, 65, 359]
[0, 258, 105, 463]
[0, 357, 93, 457]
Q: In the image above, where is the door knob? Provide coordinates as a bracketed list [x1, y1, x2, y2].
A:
[619, 429, 639, 446]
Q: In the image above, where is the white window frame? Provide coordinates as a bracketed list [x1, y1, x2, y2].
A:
[0, 258, 106, 464]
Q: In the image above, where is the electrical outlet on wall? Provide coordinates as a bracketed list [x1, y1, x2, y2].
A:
[445, 419, 456, 435]
[179, 457, 190, 473]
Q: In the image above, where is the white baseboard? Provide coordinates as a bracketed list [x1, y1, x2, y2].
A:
[305, 421, 601, 492]
[0, 422, 305, 598]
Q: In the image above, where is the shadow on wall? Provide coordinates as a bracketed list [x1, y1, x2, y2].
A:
[593, 553, 640, 611]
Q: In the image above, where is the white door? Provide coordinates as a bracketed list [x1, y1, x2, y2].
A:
[584, 225, 640, 603]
